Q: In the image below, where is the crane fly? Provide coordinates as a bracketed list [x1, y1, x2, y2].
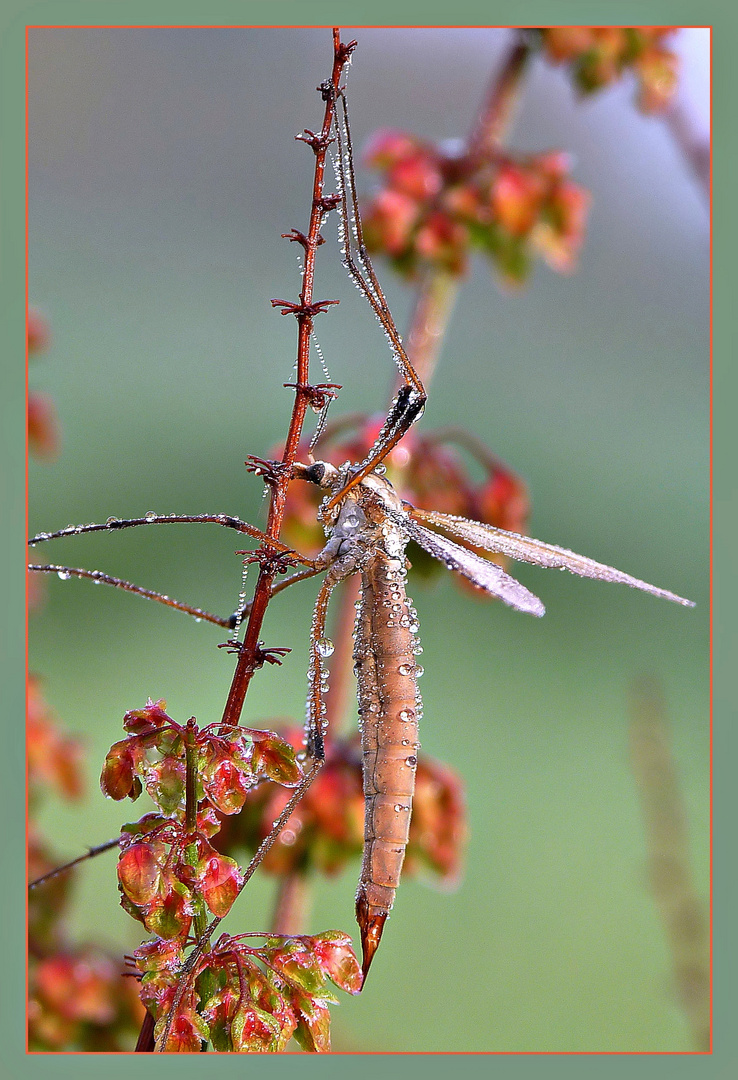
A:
[27, 74, 695, 998]
[282, 84, 694, 975]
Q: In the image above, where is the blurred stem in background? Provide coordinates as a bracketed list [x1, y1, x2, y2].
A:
[629, 677, 710, 1051]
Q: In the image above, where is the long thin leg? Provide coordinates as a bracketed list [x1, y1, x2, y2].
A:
[28, 562, 323, 628]
[156, 577, 339, 1051]
[334, 92, 423, 395]
[28, 513, 314, 567]
[321, 90, 426, 511]
[28, 564, 233, 627]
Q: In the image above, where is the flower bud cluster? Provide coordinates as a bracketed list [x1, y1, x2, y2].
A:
[361, 130, 590, 285]
[539, 27, 679, 112]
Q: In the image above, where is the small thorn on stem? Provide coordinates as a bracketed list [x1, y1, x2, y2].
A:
[281, 228, 325, 250]
[254, 644, 292, 667]
[270, 298, 340, 318]
[295, 128, 334, 154]
[235, 546, 301, 575]
[283, 382, 342, 411]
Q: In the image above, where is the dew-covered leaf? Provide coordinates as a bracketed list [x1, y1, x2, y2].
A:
[100, 741, 138, 801]
[309, 932, 363, 994]
[199, 852, 243, 917]
[143, 882, 193, 940]
[123, 699, 174, 735]
[117, 843, 161, 906]
[250, 731, 303, 787]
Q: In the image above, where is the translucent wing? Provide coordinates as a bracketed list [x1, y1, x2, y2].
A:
[406, 506, 694, 608]
[393, 511, 546, 617]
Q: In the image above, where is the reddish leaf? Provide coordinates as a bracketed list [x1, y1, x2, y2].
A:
[196, 805, 223, 839]
[199, 852, 243, 917]
[134, 937, 185, 973]
[123, 699, 174, 735]
[292, 998, 332, 1053]
[230, 1002, 284, 1052]
[160, 1007, 209, 1053]
[117, 843, 161, 905]
[143, 883, 193, 940]
[251, 732, 302, 787]
[202, 756, 252, 815]
[269, 941, 325, 996]
[100, 741, 139, 801]
[310, 932, 363, 995]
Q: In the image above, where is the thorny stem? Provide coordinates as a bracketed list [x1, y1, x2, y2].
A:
[629, 678, 710, 1051]
[150, 33, 355, 1051]
[220, 28, 354, 729]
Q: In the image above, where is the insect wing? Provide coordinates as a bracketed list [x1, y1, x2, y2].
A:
[407, 507, 694, 607]
[395, 512, 545, 617]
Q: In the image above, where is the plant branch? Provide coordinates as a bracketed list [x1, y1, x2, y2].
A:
[220, 29, 355, 729]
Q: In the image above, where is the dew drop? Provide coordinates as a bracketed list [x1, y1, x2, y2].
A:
[374, 463, 387, 476]
[194, 617, 202, 623]
[106, 517, 120, 526]
[57, 569, 71, 581]
[415, 665, 425, 678]
[405, 756, 417, 767]
[398, 663, 412, 676]
[316, 637, 334, 658]
[145, 510, 157, 522]
[399, 709, 415, 722]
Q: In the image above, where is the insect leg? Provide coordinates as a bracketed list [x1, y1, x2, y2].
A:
[28, 513, 314, 567]
[320, 89, 426, 511]
[28, 564, 234, 627]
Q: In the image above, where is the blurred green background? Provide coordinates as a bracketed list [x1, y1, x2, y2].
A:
[28, 28, 708, 1052]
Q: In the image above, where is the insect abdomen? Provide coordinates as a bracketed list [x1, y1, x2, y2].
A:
[354, 551, 420, 977]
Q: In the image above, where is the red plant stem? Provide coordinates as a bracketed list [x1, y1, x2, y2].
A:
[467, 33, 532, 162]
[271, 872, 313, 936]
[221, 29, 353, 729]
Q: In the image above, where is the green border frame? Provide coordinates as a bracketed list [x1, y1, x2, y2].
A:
[3, 1, 731, 1077]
